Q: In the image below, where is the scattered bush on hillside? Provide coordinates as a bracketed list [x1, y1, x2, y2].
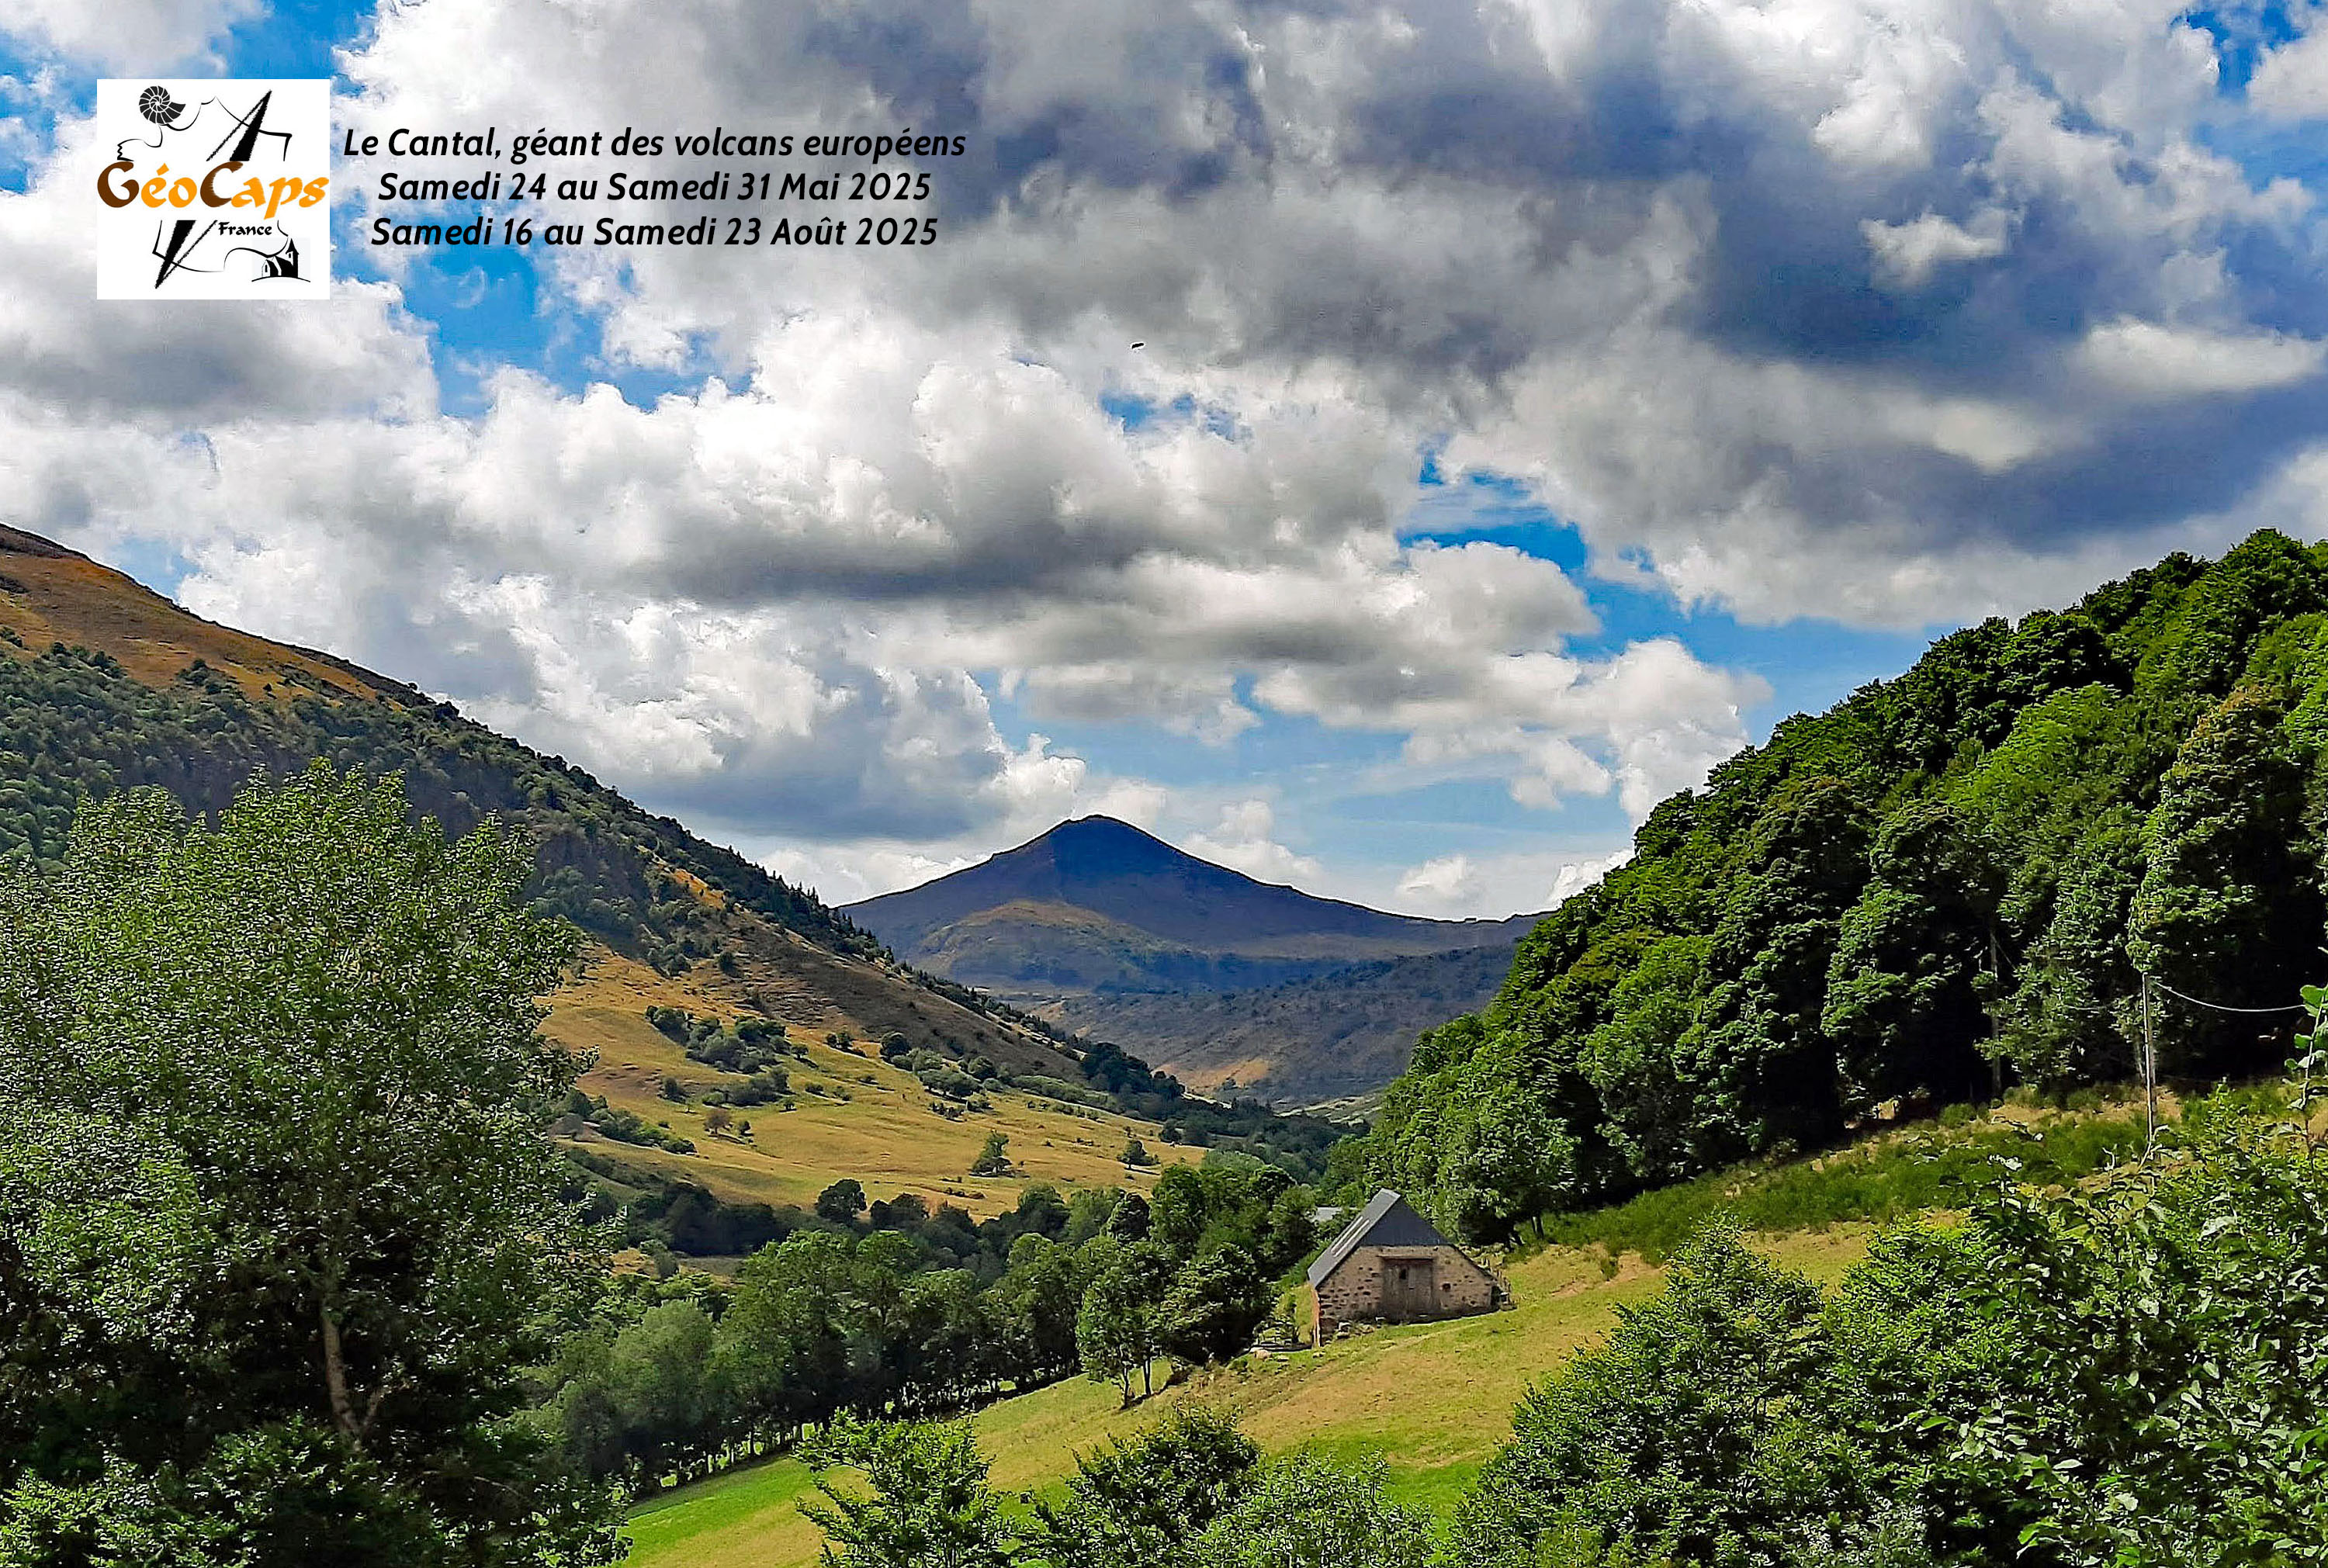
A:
[1006, 1072, 1117, 1110]
[565, 1091, 695, 1155]
[922, 1065, 983, 1099]
[648, 1006, 790, 1075]
[816, 1179, 868, 1224]
[706, 1066, 789, 1107]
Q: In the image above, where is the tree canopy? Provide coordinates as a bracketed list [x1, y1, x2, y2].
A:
[0, 763, 621, 1565]
[1366, 531, 2328, 1236]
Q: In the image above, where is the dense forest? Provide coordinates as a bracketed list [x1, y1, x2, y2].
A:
[1363, 530, 2328, 1238]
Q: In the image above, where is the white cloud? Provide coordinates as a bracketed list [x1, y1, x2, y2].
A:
[1549, 847, 1630, 905]
[1864, 210, 2010, 289]
[2250, 22, 2328, 121]
[2074, 318, 2328, 400]
[1183, 800, 1322, 885]
[0, 0, 260, 68]
[1396, 852, 1482, 911]
[2, 0, 2326, 899]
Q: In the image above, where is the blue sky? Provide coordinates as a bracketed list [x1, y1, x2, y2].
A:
[2, 0, 2323, 915]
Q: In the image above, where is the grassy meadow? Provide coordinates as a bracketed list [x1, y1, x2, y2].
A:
[619, 1223, 1877, 1568]
[618, 1089, 2203, 1566]
[545, 949, 1197, 1220]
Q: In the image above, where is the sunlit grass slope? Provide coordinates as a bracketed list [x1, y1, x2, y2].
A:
[620, 1224, 1875, 1568]
[546, 949, 1195, 1220]
[623, 1092, 2188, 1567]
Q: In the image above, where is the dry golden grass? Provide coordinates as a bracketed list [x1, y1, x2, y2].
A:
[0, 532, 384, 701]
[546, 950, 1195, 1220]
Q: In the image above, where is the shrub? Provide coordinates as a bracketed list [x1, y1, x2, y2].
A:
[1458, 1111, 2328, 1567]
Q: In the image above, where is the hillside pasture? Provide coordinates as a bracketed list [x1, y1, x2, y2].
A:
[620, 1225, 1875, 1568]
[546, 950, 1196, 1219]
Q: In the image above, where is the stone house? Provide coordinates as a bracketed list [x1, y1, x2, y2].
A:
[1305, 1189, 1502, 1341]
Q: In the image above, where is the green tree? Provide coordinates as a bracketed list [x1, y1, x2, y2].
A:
[1822, 801, 2004, 1109]
[968, 1134, 1013, 1179]
[1190, 1455, 1433, 1568]
[1027, 1407, 1259, 1568]
[1579, 935, 1713, 1182]
[2131, 685, 2323, 1068]
[715, 1231, 856, 1441]
[1159, 1246, 1273, 1369]
[985, 1234, 1085, 1388]
[1148, 1164, 1211, 1259]
[799, 1417, 1017, 1568]
[1103, 1192, 1151, 1244]
[1692, 775, 1876, 1158]
[1453, 1224, 1845, 1567]
[818, 1179, 870, 1225]
[0, 765, 620, 1565]
[1992, 812, 2146, 1087]
[1076, 1240, 1169, 1404]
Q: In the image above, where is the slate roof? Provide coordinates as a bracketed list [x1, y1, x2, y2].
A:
[1305, 1189, 1457, 1287]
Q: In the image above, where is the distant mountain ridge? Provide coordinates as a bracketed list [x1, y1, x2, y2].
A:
[1038, 941, 1523, 1105]
[844, 816, 1543, 1099]
[846, 815, 1536, 985]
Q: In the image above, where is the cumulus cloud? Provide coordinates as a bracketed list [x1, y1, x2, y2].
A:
[1183, 800, 1322, 885]
[7, 0, 2328, 917]
[1397, 852, 1483, 911]
[2250, 21, 2328, 121]
[1549, 848, 1631, 906]
[1864, 210, 2010, 289]
[0, 0, 259, 68]
[2073, 319, 2328, 400]
[1381, 843, 1631, 919]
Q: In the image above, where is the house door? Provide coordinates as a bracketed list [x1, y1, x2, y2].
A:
[1383, 1257, 1435, 1320]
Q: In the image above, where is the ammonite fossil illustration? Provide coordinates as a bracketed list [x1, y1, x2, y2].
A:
[138, 85, 185, 126]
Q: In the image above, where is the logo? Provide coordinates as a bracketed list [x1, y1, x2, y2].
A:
[95, 79, 331, 299]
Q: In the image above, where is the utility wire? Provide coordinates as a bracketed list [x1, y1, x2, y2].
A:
[2139, 973, 2310, 1016]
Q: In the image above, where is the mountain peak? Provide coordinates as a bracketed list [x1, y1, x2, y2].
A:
[844, 815, 1537, 995]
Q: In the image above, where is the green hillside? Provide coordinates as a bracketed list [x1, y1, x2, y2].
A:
[622, 1084, 2278, 1568]
[0, 526, 868, 969]
[0, 526, 1341, 1194]
[1365, 529, 2328, 1238]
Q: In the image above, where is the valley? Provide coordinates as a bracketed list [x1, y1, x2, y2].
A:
[845, 815, 1541, 1102]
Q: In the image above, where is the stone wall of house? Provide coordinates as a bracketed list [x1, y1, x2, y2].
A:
[1314, 1246, 1386, 1334]
[1429, 1248, 1499, 1316]
[1313, 1244, 1499, 1340]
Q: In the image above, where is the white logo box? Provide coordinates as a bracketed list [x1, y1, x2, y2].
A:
[95, 79, 332, 300]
